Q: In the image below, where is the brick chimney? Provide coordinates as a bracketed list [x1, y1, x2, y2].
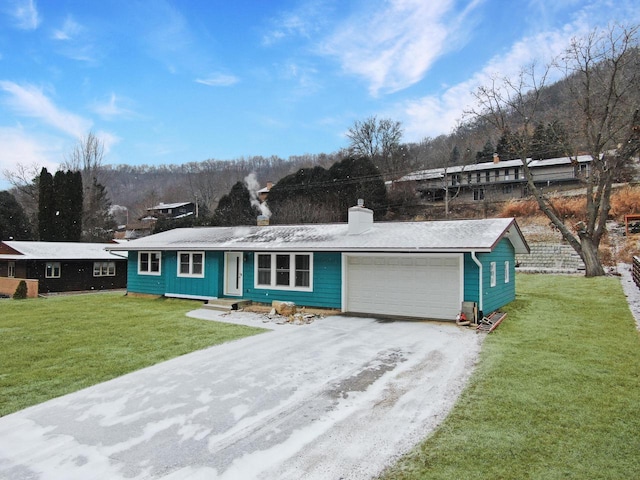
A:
[493, 153, 500, 163]
[348, 199, 373, 235]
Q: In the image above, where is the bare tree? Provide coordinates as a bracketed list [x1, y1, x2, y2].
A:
[63, 132, 115, 241]
[346, 116, 404, 177]
[469, 24, 640, 276]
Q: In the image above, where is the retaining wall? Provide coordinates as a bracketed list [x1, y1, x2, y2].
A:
[0, 278, 39, 298]
[516, 243, 585, 273]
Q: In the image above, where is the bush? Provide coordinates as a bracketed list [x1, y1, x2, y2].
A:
[13, 280, 28, 300]
[610, 185, 640, 221]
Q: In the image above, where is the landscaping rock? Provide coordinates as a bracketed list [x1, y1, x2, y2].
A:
[272, 300, 296, 316]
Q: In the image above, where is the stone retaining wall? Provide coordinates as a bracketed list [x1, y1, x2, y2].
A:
[516, 243, 585, 273]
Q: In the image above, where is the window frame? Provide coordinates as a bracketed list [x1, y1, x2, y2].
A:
[93, 261, 116, 277]
[45, 262, 61, 279]
[177, 251, 205, 278]
[490, 261, 497, 287]
[254, 253, 313, 292]
[138, 251, 162, 276]
[505, 261, 510, 283]
[8, 261, 15, 278]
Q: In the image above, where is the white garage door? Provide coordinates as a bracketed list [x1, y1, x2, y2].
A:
[345, 255, 462, 320]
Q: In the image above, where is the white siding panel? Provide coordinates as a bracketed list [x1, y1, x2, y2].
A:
[345, 255, 461, 319]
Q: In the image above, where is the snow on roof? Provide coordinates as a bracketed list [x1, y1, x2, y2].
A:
[397, 155, 593, 182]
[107, 218, 529, 254]
[147, 202, 192, 210]
[0, 241, 127, 261]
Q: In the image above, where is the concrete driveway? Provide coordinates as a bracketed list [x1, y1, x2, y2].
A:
[0, 310, 482, 480]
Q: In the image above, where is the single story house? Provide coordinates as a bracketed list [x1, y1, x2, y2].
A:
[0, 241, 128, 297]
[107, 205, 529, 320]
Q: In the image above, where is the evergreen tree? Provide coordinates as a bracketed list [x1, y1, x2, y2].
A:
[37, 168, 55, 241]
[213, 182, 259, 226]
[476, 140, 495, 162]
[0, 191, 33, 240]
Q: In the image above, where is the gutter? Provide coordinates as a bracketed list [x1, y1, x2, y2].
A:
[471, 251, 483, 316]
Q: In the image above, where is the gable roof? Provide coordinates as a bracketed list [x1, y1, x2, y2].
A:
[107, 218, 529, 254]
[147, 202, 193, 211]
[0, 241, 127, 261]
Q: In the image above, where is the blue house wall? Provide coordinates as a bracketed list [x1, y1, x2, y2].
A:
[463, 238, 516, 315]
[126, 253, 166, 295]
[164, 251, 223, 298]
[238, 252, 342, 308]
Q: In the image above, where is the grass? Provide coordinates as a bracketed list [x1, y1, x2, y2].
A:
[0, 292, 264, 417]
[381, 274, 640, 479]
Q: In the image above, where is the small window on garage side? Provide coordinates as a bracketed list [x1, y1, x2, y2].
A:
[177, 252, 205, 278]
[505, 261, 510, 283]
[46, 262, 61, 278]
[139, 251, 161, 275]
[490, 261, 497, 287]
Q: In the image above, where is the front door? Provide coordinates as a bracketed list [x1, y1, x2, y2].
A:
[224, 252, 243, 296]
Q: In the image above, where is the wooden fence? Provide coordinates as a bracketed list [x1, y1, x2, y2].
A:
[633, 256, 640, 289]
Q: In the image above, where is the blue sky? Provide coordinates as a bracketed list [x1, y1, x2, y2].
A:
[1, 0, 639, 190]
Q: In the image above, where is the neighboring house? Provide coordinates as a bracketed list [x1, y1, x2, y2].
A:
[258, 182, 274, 203]
[0, 241, 128, 297]
[145, 202, 196, 220]
[394, 154, 593, 202]
[107, 205, 529, 320]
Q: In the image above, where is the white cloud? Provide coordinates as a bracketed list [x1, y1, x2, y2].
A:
[319, 0, 482, 96]
[0, 81, 92, 138]
[397, 17, 601, 142]
[91, 93, 137, 119]
[6, 0, 40, 30]
[195, 73, 240, 87]
[0, 127, 62, 188]
[52, 15, 83, 41]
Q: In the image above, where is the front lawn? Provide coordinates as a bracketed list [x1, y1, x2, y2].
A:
[381, 274, 640, 479]
[0, 293, 264, 417]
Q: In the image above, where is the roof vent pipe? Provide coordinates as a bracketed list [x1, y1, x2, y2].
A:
[348, 202, 373, 235]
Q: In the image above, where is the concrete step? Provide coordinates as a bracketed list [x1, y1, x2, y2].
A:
[203, 299, 252, 311]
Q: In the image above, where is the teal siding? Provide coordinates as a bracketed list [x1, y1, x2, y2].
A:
[239, 252, 342, 308]
[475, 238, 516, 314]
[126, 252, 166, 295]
[164, 251, 223, 298]
[463, 254, 480, 304]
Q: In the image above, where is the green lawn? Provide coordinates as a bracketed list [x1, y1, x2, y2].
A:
[382, 274, 640, 479]
[0, 293, 264, 417]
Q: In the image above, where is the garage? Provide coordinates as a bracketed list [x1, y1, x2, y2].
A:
[344, 254, 463, 320]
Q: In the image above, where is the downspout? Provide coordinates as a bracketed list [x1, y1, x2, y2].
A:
[471, 251, 483, 319]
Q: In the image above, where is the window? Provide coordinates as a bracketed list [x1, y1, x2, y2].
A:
[504, 169, 511, 181]
[8, 261, 15, 278]
[255, 253, 313, 291]
[485, 171, 491, 183]
[451, 174, 461, 186]
[467, 173, 472, 184]
[514, 168, 520, 180]
[138, 251, 161, 275]
[177, 252, 204, 277]
[476, 172, 481, 184]
[494, 170, 499, 181]
[94, 262, 116, 277]
[473, 189, 485, 201]
[490, 262, 497, 287]
[503, 184, 513, 194]
[505, 261, 510, 283]
[45, 262, 61, 278]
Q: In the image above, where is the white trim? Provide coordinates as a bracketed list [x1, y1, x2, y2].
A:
[165, 293, 218, 301]
[471, 251, 483, 313]
[224, 252, 244, 296]
[138, 251, 162, 276]
[8, 261, 15, 278]
[254, 252, 313, 292]
[490, 261, 497, 287]
[505, 261, 510, 283]
[45, 261, 61, 278]
[177, 251, 205, 278]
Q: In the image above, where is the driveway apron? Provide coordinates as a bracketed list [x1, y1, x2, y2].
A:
[0, 312, 482, 480]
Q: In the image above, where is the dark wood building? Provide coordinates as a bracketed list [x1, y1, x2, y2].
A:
[0, 241, 128, 297]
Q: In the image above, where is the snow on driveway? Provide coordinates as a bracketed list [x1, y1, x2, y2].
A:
[0, 311, 482, 480]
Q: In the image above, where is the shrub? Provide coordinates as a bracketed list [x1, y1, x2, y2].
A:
[610, 186, 640, 221]
[13, 280, 28, 300]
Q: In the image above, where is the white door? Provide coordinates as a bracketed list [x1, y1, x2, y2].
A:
[224, 252, 243, 296]
[344, 255, 462, 320]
